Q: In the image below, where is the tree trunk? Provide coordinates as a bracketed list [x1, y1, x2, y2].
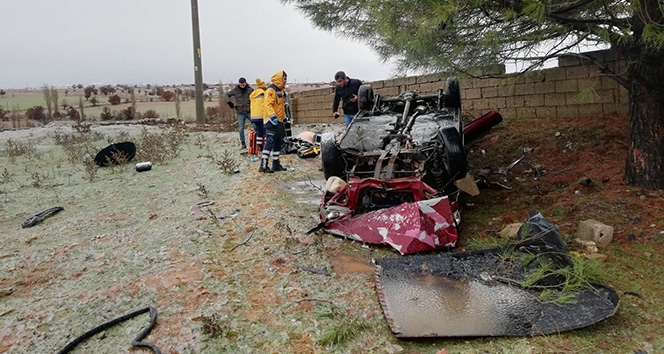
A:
[625, 53, 664, 189]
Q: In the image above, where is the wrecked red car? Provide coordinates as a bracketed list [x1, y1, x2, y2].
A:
[317, 78, 502, 254]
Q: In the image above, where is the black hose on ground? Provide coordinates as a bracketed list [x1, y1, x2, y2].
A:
[57, 306, 160, 354]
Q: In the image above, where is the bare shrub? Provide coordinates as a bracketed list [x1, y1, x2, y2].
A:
[108, 94, 121, 105]
[161, 91, 174, 102]
[100, 107, 113, 120]
[206, 106, 219, 121]
[121, 107, 134, 120]
[52, 131, 96, 165]
[143, 110, 159, 119]
[105, 150, 130, 173]
[205, 149, 239, 173]
[83, 155, 97, 182]
[90, 97, 98, 107]
[31, 171, 44, 189]
[26, 106, 48, 124]
[135, 128, 185, 164]
[0, 107, 7, 121]
[67, 106, 80, 121]
[4, 139, 41, 162]
[1, 168, 11, 183]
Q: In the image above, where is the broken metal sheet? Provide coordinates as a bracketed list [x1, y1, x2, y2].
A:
[324, 196, 458, 255]
[373, 214, 620, 338]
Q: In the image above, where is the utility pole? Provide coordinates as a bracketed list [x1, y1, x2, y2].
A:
[190, 0, 205, 125]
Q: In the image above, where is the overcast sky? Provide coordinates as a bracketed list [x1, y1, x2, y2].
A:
[0, 0, 397, 89]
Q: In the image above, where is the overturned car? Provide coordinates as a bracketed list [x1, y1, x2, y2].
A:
[316, 78, 502, 254]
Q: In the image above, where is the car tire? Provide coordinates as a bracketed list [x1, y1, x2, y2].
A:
[320, 132, 346, 180]
[441, 127, 467, 180]
[358, 85, 374, 111]
[445, 77, 461, 109]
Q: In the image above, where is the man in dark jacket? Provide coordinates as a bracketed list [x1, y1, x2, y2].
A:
[225, 77, 254, 149]
[332, 71, 362, 128]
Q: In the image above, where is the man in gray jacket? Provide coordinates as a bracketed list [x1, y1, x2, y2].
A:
[225, 77, 254, 150]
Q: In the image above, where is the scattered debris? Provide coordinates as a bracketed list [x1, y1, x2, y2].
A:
[552, 167, 571, 175]
[21, 206, 64, 228]
[577, 219, 614, 247]
[498, 223, 522, 239]
[578, 178, 593, 187]
[374, 212, 619, 338]
[0, 308, 15, 317]
[190, 201, 214, 214]
[292, 264, 331, 276]
[217, 211, 240, 220]
[57, 306, 160, 354]
[504, 147, 534, 174]
[624, 291, 642, 298]
[319, 177, 458, 255]
[0, 287, 13, 297]
[135, 161, 152, 172]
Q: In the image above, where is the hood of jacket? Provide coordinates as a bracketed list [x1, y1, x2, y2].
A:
[270, 70, 286, 90]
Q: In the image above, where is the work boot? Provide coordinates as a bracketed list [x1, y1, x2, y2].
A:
[240, 141, 248, 155]
[259, 158, 273, 173]
[271, 160, 287, 172]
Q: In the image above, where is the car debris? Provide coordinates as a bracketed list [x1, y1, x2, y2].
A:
[319, 176, 458, 254]
[57, 306, 160, 354]
[292, 264, 331, 276]
[373, 213, 620, 337]
[316, 78, 502, 253]
[21, 206, 64, 228]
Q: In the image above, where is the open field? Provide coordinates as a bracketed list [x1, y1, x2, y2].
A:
[0, 88, 221, 123]
[0, 116, 662, 353]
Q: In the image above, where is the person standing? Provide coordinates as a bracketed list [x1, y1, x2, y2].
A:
[259, 70, 288, 173]
[332, 71, 362, 128]
[225, 77, 254, 150]
[249, 78, 267, 153]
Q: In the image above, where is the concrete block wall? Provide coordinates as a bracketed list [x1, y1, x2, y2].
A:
[290, 50, 629, 124]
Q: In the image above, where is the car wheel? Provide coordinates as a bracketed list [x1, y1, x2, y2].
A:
[445, 77, 461, 109]
[441, 127, 467, 180]
[320, 132, 346, 180]
[358, 85, 374, 111]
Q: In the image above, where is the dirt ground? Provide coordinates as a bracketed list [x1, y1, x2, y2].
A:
[0, 115, 662, 354]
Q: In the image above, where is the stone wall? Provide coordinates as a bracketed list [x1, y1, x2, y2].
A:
[290, 50, 629, 124]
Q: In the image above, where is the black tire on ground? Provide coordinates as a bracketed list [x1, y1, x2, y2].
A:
[441, 127, 467, 180]
[320, 132, 346, 180]
[445, 77, 461, 109]
[358, 85, 374, 111]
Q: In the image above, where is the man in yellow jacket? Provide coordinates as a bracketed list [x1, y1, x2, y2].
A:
[260, 70, 288, 173]
[249, 78, 267, 152]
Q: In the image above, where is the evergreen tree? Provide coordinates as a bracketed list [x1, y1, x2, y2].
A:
[286, 0, 664, 189]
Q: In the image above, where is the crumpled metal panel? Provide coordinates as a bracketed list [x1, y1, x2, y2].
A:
[324, 196, 458, 255]
[374, 247, 620, 337]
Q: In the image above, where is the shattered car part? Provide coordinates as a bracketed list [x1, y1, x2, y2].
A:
[374, 213, 619, 337]
[320, 176, 458, 254]
[321, 78, 473, 194]
[22, 206, 64, 228]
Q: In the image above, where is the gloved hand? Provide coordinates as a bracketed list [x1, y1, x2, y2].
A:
[333, 112, 340, 119]
[227, 102, 235, 109]
[268, 114, 278, 125]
